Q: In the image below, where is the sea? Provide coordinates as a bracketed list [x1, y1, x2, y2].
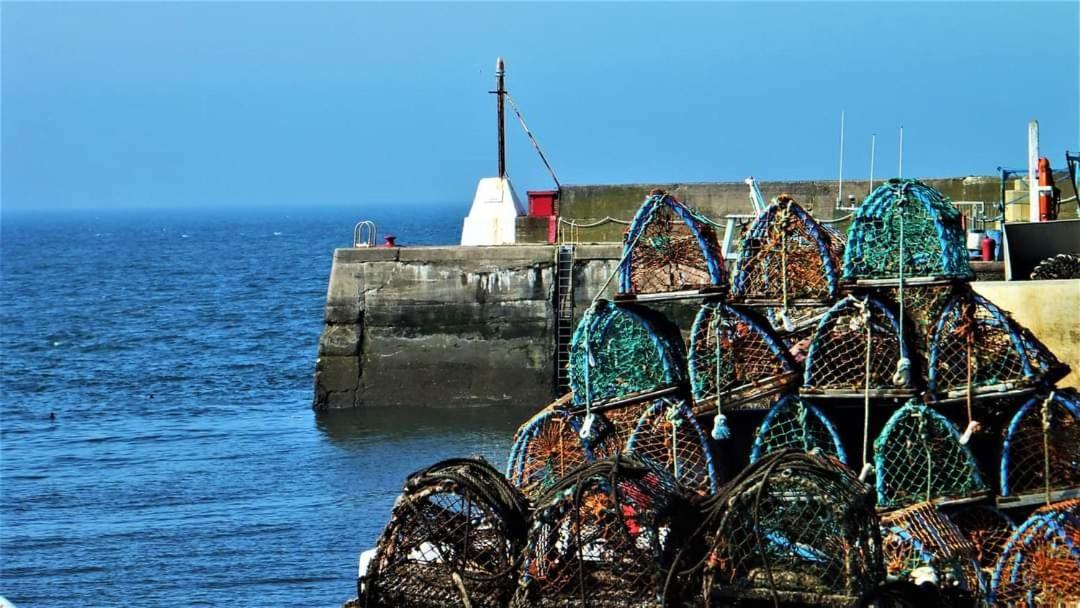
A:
[0, 205, 535, 607]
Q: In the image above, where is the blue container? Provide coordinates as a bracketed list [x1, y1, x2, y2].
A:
[986, 229, 1003, 261]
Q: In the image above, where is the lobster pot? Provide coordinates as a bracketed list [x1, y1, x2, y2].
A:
[506, 406, 615, 500]
[750, 395, 847, 465]
[568, 300, 686, 408]
[363, 458, 531, 608]
[731, 196, 844, 305]
[990, 499, 1080, 605]
[700, 450, 883, 604]
[842, 179, 973, 283]
[802, 294, 917, 399]
[950, 506, 1016, 574]
[880, 283, 956, 347]
[688, 301, 799, 412]
[874, 400, 989, 509]
[761, 305, 830, 363]
[511, 457, 692, 608]
[880, 502, 985, 601]
[929, 291, 1068, 402]
[617, 191, 727, 298]
[624, 396, 720, 496]
[1000, 389, 1080, 499]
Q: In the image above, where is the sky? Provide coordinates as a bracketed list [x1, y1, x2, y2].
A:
[2, 1, 1078, 210]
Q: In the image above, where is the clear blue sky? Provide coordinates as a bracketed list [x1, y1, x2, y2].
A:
[2, 2, 1077, 210]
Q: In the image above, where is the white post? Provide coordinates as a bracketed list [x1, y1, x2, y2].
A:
[837, 110, 845, 207]
[1028, 119, 1040, 223]
[869, 134, 876, 192]
[898, 126, 904, 179]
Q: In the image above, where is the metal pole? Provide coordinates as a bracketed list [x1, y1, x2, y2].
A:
[869, 134, 876, 192]
[496, 57, 506, 179]
[898, 126, 904, 179]
[1028, 119, 1039, 223]
[837, 110, 845, 207]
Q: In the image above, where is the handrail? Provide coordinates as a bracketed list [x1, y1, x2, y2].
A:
[353, 221, 376, 248]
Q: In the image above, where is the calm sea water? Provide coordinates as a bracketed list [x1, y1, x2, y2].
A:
[0, 206, 535, 607]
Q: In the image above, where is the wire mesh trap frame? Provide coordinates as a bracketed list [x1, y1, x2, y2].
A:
[511, 456, 694, 608]
[1000, 389, 1080, 501]
[949, 505, 1016, 575]
[507, 406, 617, 500]
[624, 396, 720, 496]
[362, 458, 531, 608]
[842, 179, 973, 284]
[874, 400, 989, 510]
[731, 196, 845, 306]
[989, 498, 1080, 606]
[750, 394, 847, 465]
[617, 191, 727, 299]
[928, 290, 1069, 403]
[689, 449, 882, 606]
[802, 294, 917, 399]
[879, 283, 957, 349]
[568, 300, 687, 408]
[879, 502, 986, 602]
[688, 301, 800, 414]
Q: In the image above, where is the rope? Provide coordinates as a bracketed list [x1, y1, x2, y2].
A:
[893, 191, 911, 388]
[504, 93, 560, 189]
[859, 297, 873, 480]
[781, 206, 789, 315]
[1041, 392, 1055, 505]
[820, 212, 854, 224]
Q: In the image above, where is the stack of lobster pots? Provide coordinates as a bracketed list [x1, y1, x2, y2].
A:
[355, 182, 1078, 608]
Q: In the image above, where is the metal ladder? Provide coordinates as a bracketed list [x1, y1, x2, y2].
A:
[554, 244, 575, 392]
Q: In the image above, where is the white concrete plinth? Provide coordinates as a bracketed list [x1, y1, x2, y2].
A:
[460, 176, 524, 246]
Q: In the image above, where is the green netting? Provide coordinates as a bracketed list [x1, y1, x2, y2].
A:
[568, 300, 686, 407]
[874, 400, 988, 509]
[749, 395, 847, 464]
[842, 179, 973, 282]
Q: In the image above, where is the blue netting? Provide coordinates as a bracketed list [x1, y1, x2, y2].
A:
[618, 192, 727, 296]
[749, 394, 847, 464]
[874, 400, 988, 509]
[1000, 388, 1080, 497]
[842, 179, 973, 282]
[568, 300, 686, 407]
[732, 197, 845, 304]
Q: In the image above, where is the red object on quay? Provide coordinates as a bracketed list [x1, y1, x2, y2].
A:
[527, 190, 557, 217]
[1038, 157, 1057, 222]
[980, 234, 994, 262]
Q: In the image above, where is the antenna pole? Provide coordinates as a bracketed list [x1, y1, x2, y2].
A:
[869, 134, 876, 192]
[496, 57, 506, 179]
[898, 126, 904, 179]
[837, 110, 845, 207]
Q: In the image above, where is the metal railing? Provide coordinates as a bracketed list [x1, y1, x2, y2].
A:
[353, 221, 376, 248]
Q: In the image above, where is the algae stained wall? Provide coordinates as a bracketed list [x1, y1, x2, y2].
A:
[313, 244, 622, 409]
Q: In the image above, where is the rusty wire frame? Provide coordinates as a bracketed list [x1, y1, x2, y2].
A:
[928, 290, 1069, 403]
[688, 301, 800, 414]
[362, 458, 531, 608]
[802, 294, 917, 399]
[989, 498, 1080, 606]
[511, 457, 694, 608]
[880, 502, 986, 603]
[617, 192, 727, 299]
[731, 196, 845, 306]
[949, 505, 1017, 575]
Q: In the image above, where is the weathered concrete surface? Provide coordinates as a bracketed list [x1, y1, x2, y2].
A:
[972, 279, 1080, 388]
[314, 245, 622, 409]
